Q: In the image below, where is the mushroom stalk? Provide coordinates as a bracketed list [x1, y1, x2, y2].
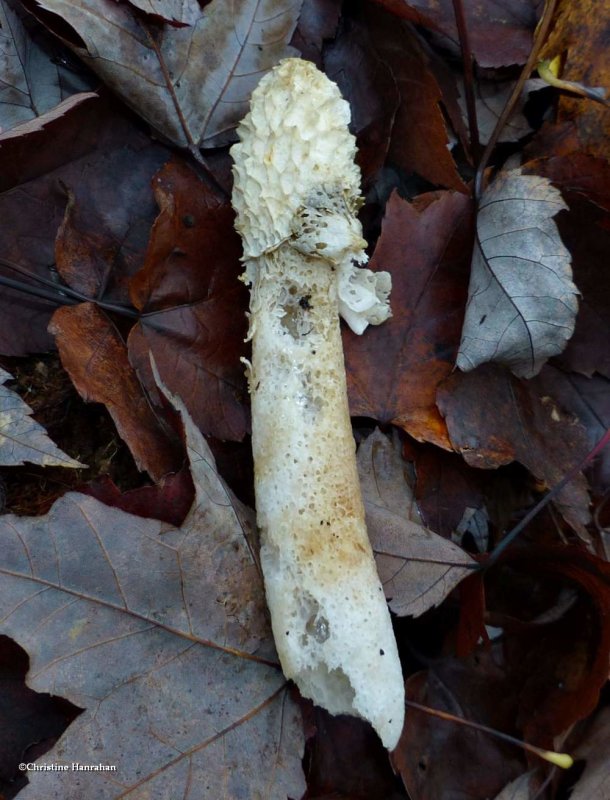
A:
[230, 58, 404, 749]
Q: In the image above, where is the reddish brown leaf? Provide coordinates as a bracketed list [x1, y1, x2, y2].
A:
[539, 0, 610, 163]
[393, 654, 525, 800]
[50, 303, 182, 481]
[371, 0, 538, 68]
[364, 10, 467, 192]
[437, 364, 591, 535]
[128, 160, 249, 441]
[79, 468, 194, 527]
[324, 11, 399, 182]
[344, 190, 473, 449]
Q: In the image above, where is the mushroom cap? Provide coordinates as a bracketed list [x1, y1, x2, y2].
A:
[231, 58, 363, 259]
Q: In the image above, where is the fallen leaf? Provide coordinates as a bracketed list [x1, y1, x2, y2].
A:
[437, 364, 591, 535]
[491, 771, 537, 800]
[290, 0, 342, 67]
[0, 367, 83, 468]
[358, 429, 476, 617]
[344, 189, 473, 449]
[80, 467, 195, 528]
[456, 78, 544, 145]
[364, 10, 467, 192]
[393, 654, 525, 800]
[0, 0, 93, 134]
[31, 0, 304, 148]
[121, 0, 192, 24]
[0, 96, 172, 356]
[49, 303, 182, 481]
[569, 706, 610, 800]
[539, 0, 610, 162]
[370, 0, 538, 68]
[457, 169, 578, 379]
[128, 160, 249, 441]
[0, 92, 97, 143]
[532, 366, 610, 496]
[0, 385, 305, 799]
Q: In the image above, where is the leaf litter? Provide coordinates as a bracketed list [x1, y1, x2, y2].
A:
[0, 380, 305, 799]
[1, 0, 610, 798]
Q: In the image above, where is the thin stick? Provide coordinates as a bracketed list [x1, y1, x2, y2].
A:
[405, 699, 573, 768]
[0, 271, 140, 319]
[451, 0, 479, 156]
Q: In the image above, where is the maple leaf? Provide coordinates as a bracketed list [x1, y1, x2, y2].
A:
[0, 367, 83, 468]
[344, 189, 473, 450]
[0, 385, 305, 799]
[29, 0, 304, 148]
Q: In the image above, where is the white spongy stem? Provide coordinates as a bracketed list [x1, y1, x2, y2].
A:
[231, 58, 403, 750]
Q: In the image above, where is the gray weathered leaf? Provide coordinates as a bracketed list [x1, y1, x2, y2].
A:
[0, 0, 92, 133]
[456, 78, 546, 145]
[123, 0, 192, 24]
[0, 389, 305, 799]
[358, 429, 476, 617]
[32, 0, 303, 147]
[457, 170, 579, 378]
[569, 706, 610, 800]
[0, 368, 84, 468]
[492, 770, 537, 800]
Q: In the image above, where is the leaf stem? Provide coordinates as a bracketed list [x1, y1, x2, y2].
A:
[451, 0, 480, 157]
[404, 699, 573, 768]
[0, 265, 141, 319]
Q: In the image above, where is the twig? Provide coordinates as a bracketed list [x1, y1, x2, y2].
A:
[451, 0, 480, 157]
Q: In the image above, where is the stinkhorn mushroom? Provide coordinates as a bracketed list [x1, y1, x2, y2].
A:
[230, 58, 404, 749]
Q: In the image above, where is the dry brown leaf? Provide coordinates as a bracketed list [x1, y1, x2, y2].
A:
[49, 303, 182, 481]
[0, 367, 83, 468]
[358, 429, 476, 617]
[0, 385, 305, 799]
[457, 169, 578, 379]
[32, 0, 304, 148]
